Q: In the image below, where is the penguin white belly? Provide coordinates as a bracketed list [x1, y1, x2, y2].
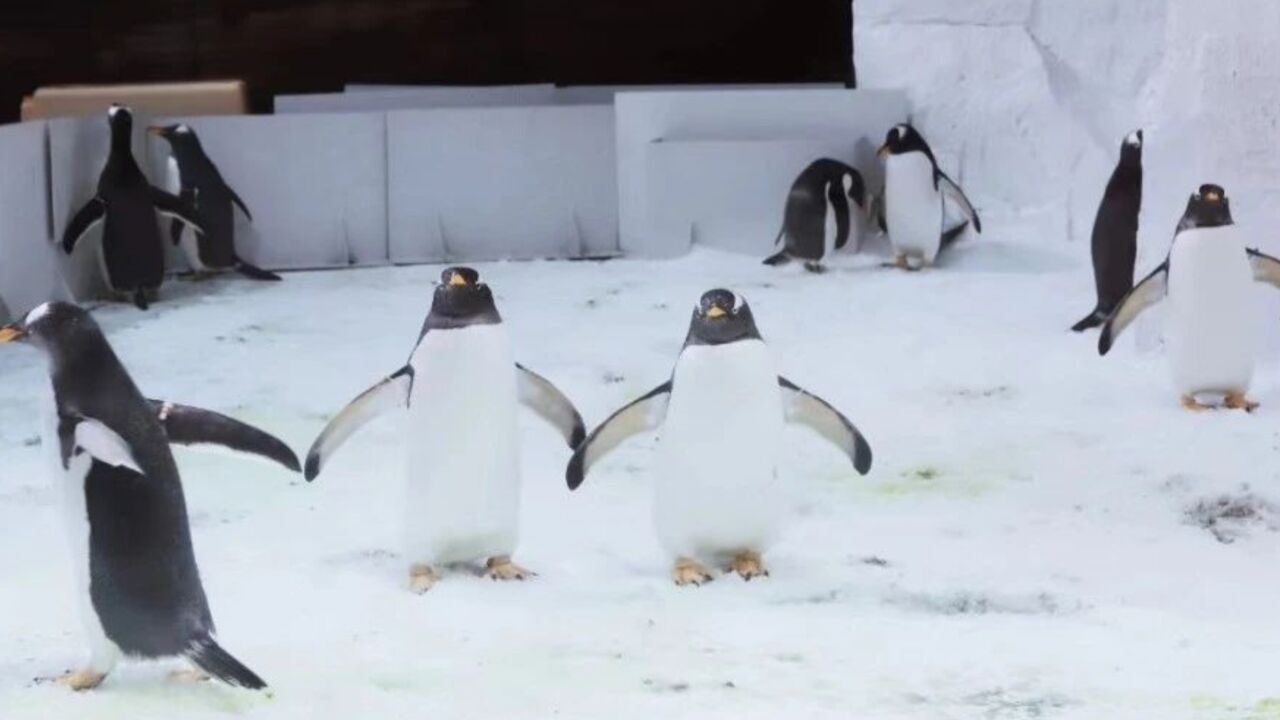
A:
[885, 153, 943, 264]
[404, 325, 520, 565]
[823, 184, 838, 259]
[41, 388, 121, 669]
[1167, 228, 1257, 395]
[167, 158, 206, 272]
[654, 340, 786, 563]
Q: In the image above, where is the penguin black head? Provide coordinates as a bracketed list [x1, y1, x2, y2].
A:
[1178, 184, 1234, 232]
[878, 124, 932, 158]
[685, 289, 762, 347]
[107, 103, 133, 135]
[147, 123, 200, 153]
[0, 302, 107, 370]
[1120, 129, 1143, 165]
[426, 267, 501, 327]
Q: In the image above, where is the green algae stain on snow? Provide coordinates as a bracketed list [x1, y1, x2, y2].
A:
[1190, 696, 1280, 719]
[852, 464, 1003, 500]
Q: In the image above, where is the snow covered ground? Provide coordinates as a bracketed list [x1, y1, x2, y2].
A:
[2, 244, 1279, 719]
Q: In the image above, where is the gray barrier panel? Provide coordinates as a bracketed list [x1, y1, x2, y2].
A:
[0, 121, 72, 318]
[277, 85, 559, 113]
[387, 105, 618, 263]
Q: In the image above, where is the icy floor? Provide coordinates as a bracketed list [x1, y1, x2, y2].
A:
[2, 244, 1279, 719]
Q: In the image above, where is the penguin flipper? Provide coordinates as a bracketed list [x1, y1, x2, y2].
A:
[778, 377, 872, 475]
[936, 170, 982, 234]
[566, 381, 671, 490]
[305, 367, 413, 481]
[62, 198, 106, 254]
[147, 399, 301, 472]
[185, 636, 267, 690]
[65, 416, 143, 473]
[1247, 248, 1280, 289]
[234, 258, 283, 281]
[516, 363, 586, 448]
[1099, 262, 1168, 355]
[227, 185, 254, 222]
[149, 187, 208, 236]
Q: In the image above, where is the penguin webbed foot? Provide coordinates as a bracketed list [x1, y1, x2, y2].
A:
[672, 557, 714, 587]
[132, 288, 150, 310]
[408, 564, 439, 594]
[484, 556, 535, 581]
[803, 261, 827, 274]
[41, 669, 108, 692]
[729, 550, 769, 581]
[169, 668, 213, 684]
[1225, 392, 1260, 413]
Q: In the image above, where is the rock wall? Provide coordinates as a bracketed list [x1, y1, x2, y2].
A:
[856, 0, 1280, 256]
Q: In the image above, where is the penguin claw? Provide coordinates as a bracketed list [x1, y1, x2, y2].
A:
[408, 564, 439, 594]
[672, 558, 714, 586]
[1225, 392, 1260, 413]
[484, 556, 535, 581]
[730, 551, 769, 581]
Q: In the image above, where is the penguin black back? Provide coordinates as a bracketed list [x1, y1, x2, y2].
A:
[1072, 130, 1143, 332]
[764, 159, 865, 270]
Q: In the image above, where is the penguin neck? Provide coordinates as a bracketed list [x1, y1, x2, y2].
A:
[110, 129, 134, 156]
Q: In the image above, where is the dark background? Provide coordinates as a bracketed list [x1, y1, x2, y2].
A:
[0, 0, 854, 122]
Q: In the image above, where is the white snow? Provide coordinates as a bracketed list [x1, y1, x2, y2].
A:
[1, 247, 1280, 719]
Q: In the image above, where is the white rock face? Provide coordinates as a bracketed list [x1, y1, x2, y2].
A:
[856, 0, 1280, 259]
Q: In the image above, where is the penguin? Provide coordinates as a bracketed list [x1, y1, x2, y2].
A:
[0, 302, 301, 691]
[566, 289, 872, 585]
[763, 159, 866, 272]
[876, 124, 982, 270]
[1072, 130, 1144, 332]
[1099, 184, 1280, 411]
[304, 267, 585, 593]
[62, 105, 207, 310]
[148, 124, 280, 281]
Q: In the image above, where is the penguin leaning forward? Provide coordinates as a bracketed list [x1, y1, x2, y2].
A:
[1072, 130, 1143, 332]
[62, 105, 207, 310]
[877, 124, 982, 270]
[1099, 184, 1280, 411]
[566, 289, 872, 585]
[305, 267, 585, 593]
[0, 302, 301, 691]
[763, 159, 867, 273]
[149, 124, 281, 281]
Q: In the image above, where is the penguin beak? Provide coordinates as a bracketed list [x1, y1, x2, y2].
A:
[146, 126, 167, 138]
[448, 273, 469, 287]
[0, 324, 25, 343]
[705, 306, 727, 319]
[877, 144, 890, 159]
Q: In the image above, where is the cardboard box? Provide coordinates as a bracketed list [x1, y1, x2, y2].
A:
[21, 80, 247, 121]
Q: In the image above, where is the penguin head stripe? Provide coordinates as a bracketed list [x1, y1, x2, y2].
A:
[880, 123, 930, 158]
[1124, 129, 1143, 148]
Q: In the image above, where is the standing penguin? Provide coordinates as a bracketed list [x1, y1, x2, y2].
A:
[877, 124, 982, 270]
[0, 302, 300, 691]
[1072, 131, 1144, 332]
[62, 106, 207, 310]
[763, 159, 866, 272]
[149, 124, 280, 281]
[304, 267, 585, 593]
[1099, 185, 1280, 411]
[566, 289, 872, 585]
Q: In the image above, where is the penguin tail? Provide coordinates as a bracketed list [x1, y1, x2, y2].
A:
[763, 250, 792, 267]
[940, 221, 969, 249]
[234, 259, 283, 282]
[132, 288, 150, 311]
[1071, 309, 1107, 333]
[186, 636, 268, 690]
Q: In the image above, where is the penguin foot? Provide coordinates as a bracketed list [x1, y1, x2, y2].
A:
[672, 557, 714, 587]
[729, 551, 769, 581]
[47, 669, 107, 691]
[885, 254, 916, 271]
[1225, 392, 1260, 413]
[803, 262, 827, 274]
[408, 564, 439, 594]
[1181, 395, 1214, 413]
[484, 556, 534, 581]
[168, 669, 212, 684]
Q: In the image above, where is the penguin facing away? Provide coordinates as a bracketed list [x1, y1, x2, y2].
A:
[763, 159, 867, 273]
[0, 302, 301, 691]
[877, 124, 982, 270]
[149, 124, 281, 281]
[62, 106, 208, 310]
[1099, 184, 1280, 411]
[305, 267, 586, 593]
[1072, 130, 1143, 332]
[566, 289, 872, 585]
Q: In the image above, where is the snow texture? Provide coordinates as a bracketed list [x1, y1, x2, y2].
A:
[2, 247, 1280, 718]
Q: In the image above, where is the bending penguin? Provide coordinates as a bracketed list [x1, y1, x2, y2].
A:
[1072, 130, 1143, 332]
[0, 302, 301, 691]
[763, 159, 867, 272]
[1099, 184, 1280, 411]
[877, 124, 982, 270]
[305, 267, 585, 593]
[63, 105, 207, 310]
[566, 289, 873, 585]
[149, 124, 280, 281]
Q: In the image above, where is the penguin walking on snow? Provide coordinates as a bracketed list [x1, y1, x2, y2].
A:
[566, 289, 872, 585]
[305, 267, 585, 593]
[62, 106, 207, 310]
[0, 302, 300, 691]
[149, 124, 280, 281]
[1072, 131, 1143, 332]
[763, 159, 866, 272]
[877, 124, 982, 270]
[1099, 184, 1280, 411]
